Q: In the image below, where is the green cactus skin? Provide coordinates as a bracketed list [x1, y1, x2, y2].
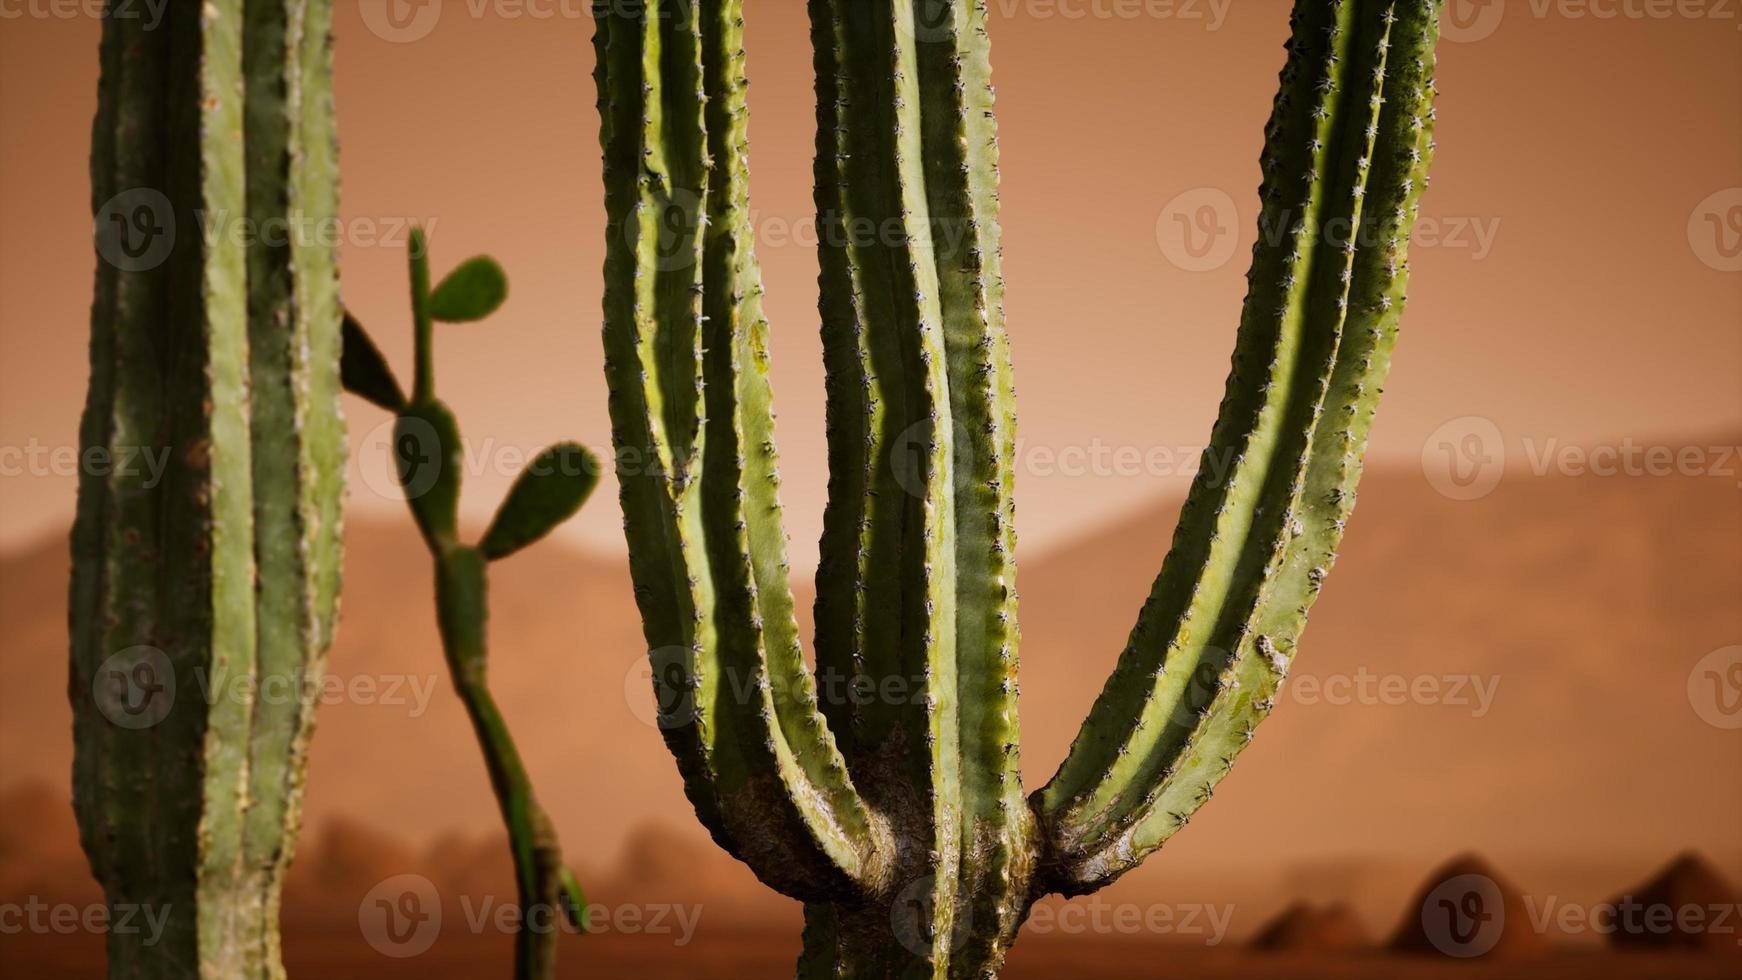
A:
[595, 0, 1441, 975]
[69, 2, 344, 977]
[341, 231, 599, 980]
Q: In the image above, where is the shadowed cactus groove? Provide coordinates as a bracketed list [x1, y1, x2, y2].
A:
[594, 0, 1443, 975]
[70, 1, 344, 976]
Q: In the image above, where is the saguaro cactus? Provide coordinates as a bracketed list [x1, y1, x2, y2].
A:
[70, 2, 343, 976]
[595, 0, 1441, 975]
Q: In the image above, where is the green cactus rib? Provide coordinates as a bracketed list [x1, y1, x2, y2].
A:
[70, 2, 344, 977]
[596, 1, 1442, 975]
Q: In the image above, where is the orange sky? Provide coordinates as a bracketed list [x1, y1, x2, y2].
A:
[1, 2, 1738, 563]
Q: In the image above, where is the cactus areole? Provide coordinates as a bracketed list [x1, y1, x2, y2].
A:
[595, 0, 1442, 975]
[71, 2, 344, 977]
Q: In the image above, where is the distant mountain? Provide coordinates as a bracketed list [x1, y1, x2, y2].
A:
[3, 458, 1739, 940]
[1252, 902, 1370, 952]
[1602, 852, 1742, 954]
[1388, 854, 1547, 959]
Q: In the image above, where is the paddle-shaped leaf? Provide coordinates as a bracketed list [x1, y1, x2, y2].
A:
[341, 312, 406, 411]
[428, 256, 508, 322]
[479, 442, 599, 560]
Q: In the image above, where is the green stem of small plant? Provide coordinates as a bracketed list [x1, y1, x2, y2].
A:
[409, 228, 435, 404]
[435, 545, 587, 979]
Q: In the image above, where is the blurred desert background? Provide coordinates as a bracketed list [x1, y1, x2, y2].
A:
[2, 1, 1739, 977]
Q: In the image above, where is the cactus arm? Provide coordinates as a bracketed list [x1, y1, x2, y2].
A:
[912, 2, 1034, 967]
[1036, 0, 1441, 894]
[595, 1, 883, 899]
[240, 1, 346, 972]
[1116, 0, 1442, 866]
[810, 0, 951, 782]
[816, 0, 969, 967]
[808, 0, 879, 755]
[1037, 0, 1355, 845]
[698, 0, 889, 874]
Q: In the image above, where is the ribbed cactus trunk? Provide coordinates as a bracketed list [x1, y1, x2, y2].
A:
[595, 0, 1441, 976]
[70, 3, 344, 977]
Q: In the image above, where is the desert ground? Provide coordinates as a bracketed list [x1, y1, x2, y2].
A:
[5, 929, 1740, 979]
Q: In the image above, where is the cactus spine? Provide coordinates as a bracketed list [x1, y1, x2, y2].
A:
[70, 2, 344, 977]
[594, 1, 1441, 975]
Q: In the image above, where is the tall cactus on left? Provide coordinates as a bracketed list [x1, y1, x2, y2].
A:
[70, 3, 344, 977]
